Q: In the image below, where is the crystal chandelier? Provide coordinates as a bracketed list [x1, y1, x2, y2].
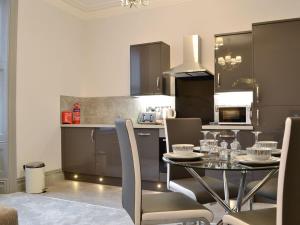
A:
[121, 0, 149, 8]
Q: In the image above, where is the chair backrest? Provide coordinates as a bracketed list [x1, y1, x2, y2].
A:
[164, 118, 204, 182]
[115, 119, 141, 225]
[277, 117, 300, 225]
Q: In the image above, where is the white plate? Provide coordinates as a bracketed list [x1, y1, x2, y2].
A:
[193, 146, 209, 153]
[193, 146, 201, 151]
[164, 152, 205, 160]
[272, 149, 281, 155]
[235, 155, 280, 165]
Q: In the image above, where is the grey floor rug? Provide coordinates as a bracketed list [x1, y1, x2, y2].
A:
[0, 189, 275, 225]
[0, 193, 133, 225]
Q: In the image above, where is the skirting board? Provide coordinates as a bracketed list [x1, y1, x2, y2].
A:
[16, 169, 64, 193]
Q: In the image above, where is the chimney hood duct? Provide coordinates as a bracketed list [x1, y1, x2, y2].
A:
[164, 35, 213, 77]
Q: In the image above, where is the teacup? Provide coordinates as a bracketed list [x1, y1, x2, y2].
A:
[172, 144, 194, 155]
[246, 147, 272, 161]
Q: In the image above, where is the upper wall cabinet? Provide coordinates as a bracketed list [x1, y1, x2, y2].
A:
[215, 31, 252, 92]
[253, 19, 300, 106]
[130, 42, 170, 96]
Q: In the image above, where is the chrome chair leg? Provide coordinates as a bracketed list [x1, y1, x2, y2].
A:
[249, 197, 254, 211]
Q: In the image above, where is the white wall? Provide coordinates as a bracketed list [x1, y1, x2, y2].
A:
[82, 0, 300, 97]
[16, 0, 85, 177]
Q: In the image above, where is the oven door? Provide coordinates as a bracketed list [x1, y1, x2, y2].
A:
[218, 107, 249, 124]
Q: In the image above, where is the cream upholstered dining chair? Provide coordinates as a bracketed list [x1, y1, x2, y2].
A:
[222, 117, 300, 225]
[165, 118, 238, 204]
[115, 119, 213, 225]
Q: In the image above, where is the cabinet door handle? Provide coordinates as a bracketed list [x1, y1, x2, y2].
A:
[156, 77, 160, 90]
[137, 132, 151, 136]
[217, 73, 221, 87]
[90, 129, 95, 143]
[256, 109, 260, 126]
[256, 85, 260, 104]
[250, 104, 253, 121]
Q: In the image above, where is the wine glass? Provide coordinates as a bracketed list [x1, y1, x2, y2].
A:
[252, 131, 262, 147]
[210, 131, 220, 143]
[208, 132, 220, 155]
[220, 140, 228, 149]
[201, 131, 210, 140]
[230, 130, 241, 150]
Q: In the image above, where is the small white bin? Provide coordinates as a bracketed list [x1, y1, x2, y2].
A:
[24, 162, 46, 194]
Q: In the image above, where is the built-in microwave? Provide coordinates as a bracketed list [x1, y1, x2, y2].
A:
[215, 106, 252, 125]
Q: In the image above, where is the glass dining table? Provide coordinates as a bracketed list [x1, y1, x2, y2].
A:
[163, 154, 279, 215]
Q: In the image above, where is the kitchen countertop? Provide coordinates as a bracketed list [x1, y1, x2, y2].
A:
[61, 124, 253, 130]
[202, 125, 254, 130]
[61, 124, 165, 129]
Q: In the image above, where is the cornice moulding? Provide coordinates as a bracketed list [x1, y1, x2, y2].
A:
[43, 0, 194, 20]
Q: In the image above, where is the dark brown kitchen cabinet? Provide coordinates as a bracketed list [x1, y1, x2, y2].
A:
[130, 42, 170, 96]
[134, 128, 160, 181]
[215, 31, 252, 92]
[61, 128, 96, 175]
[253, 19, 300, 106]
[252, 105, 300, 147]
[251, 18, 300, 145]
[95, 127, 122, 178]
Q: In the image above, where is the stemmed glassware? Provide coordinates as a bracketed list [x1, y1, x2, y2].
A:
[230, 130, 241, 150]
[252, 131, 262, 147]
[200, 131, 211, 152]
[201, 131, 210, 140]
[209, 131, 220, 155]
[210, 131, 220, 143]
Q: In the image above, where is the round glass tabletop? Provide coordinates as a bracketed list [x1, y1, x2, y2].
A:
[162, 155, 279, 171]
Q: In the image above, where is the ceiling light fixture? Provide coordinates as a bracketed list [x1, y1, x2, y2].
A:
[121, 0, 149, 8]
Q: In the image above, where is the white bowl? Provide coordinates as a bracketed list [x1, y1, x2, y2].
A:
[246, 147, 272, 161]
[256, 141, 278, 150]
[200, 139, 218, 152]
[172, 144, 194, 155]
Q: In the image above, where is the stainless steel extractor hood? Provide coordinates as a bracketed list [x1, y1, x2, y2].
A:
[164, 35, 213, 77]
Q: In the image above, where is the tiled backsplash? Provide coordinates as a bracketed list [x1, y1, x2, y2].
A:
[60, 95, 175, 124]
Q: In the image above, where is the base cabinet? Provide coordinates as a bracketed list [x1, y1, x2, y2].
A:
[61, 127, 161, 184]
[134, 129, 160, 182]
[61, 128, 96, 175]
[95, 128, 122, 178]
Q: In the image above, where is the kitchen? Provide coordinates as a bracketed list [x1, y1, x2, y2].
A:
[1, 0, 300, 225]
[61, 18, 300, 189]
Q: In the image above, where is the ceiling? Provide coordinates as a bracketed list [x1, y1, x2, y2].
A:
[45, 0, 192, 20]
[62, 0, 120, 12]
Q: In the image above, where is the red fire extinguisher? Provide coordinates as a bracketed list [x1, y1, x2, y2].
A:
[73, 103, 81, 124]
